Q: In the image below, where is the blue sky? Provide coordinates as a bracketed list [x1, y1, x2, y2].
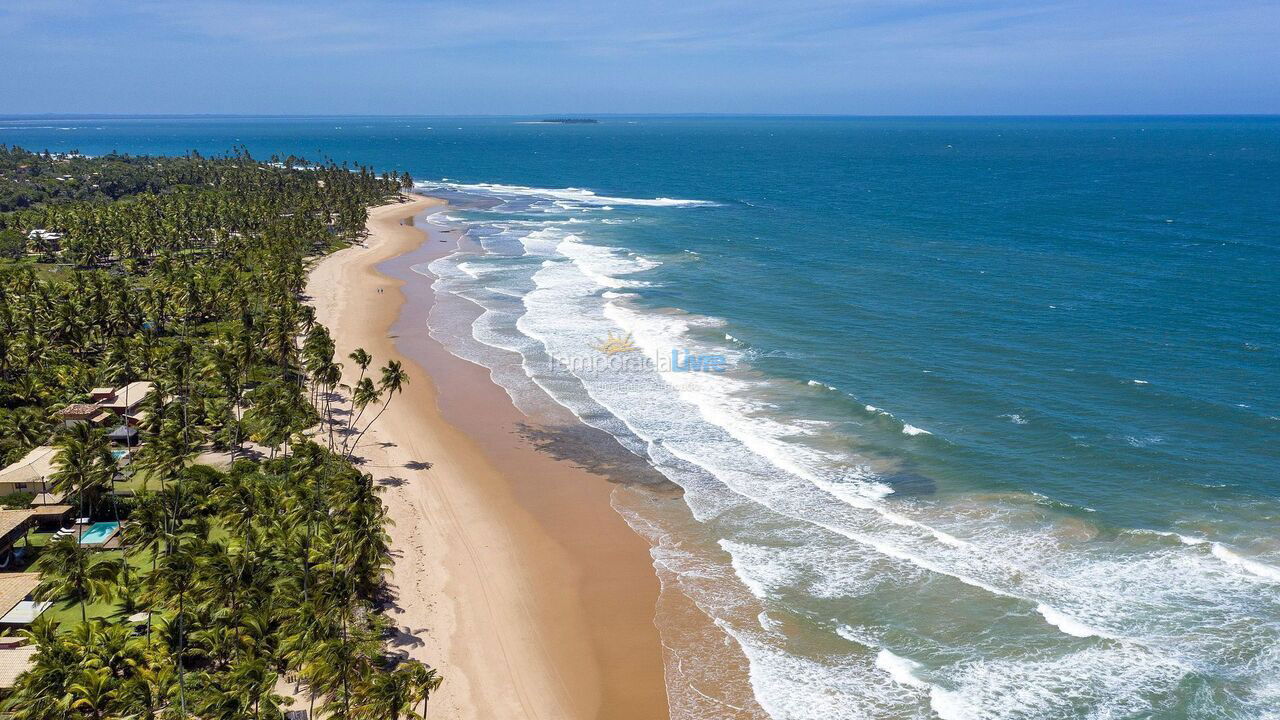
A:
[2, 0, 1277, 115]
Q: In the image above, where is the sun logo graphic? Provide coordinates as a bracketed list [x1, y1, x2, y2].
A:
[594, 331, 638, 355]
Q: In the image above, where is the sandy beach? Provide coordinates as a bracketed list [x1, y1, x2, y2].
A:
[306, 195, 670, 720]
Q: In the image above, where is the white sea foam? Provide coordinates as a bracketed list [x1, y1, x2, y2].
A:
[419, 184, 1280, 719]
[1036, 603, 1116, 639]
[719, 539, 781, 600]
[1126, 528, 1208, 546]
[721, 622, 923, 720]
[874, 649, 930, 688]
[517, 227, 567, 256]
[418, 179, 717, 207]
[929, 644, 1186, 719]
[807, 380, 838, 391]
[554, 234, 659, 288]
[902, 424, 932, 436]
[1210, 543, 1280, 582]
[999, 413, 1029, 425]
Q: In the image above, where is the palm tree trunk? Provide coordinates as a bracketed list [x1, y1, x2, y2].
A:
[343, 368, 367, 453]
[177, 585, 188, 717]
[345, 396, 392, 461]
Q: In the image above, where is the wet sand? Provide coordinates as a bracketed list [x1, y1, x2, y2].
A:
[306, 195, 670, 720]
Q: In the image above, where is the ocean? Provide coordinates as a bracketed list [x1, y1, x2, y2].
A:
[6, 115, 1279, 718]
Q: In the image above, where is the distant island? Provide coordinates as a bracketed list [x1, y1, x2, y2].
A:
[539, 118, 599, 124]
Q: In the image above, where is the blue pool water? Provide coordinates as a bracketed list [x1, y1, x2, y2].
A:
[4, 115, 1278, 718]
[78, 521, 119, 545]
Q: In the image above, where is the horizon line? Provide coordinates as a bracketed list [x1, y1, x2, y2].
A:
[3, 112, 1279, 121]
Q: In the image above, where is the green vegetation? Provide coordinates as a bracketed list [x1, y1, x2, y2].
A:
[0, 145, 439, 718]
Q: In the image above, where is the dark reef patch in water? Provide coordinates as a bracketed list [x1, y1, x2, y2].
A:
[878, 470, 938, 496]
[515, 421, 679, 490]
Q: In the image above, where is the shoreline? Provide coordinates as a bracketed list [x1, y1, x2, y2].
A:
[306, 195, 670, 720]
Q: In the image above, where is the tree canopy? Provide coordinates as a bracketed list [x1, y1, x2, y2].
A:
[0, 146, 437, 718]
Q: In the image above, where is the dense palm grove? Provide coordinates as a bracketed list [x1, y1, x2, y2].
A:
[0, 146, 440, 718]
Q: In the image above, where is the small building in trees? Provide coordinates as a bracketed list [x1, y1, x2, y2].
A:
[0, 573, 48, 626]
[0, 447, 57, 498]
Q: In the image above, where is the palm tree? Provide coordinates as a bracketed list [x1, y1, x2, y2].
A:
[341, 348, 373, 452]
[345, 360, 407, 460]
[348, 348, 372, 388]
[145, 547, 198, 717]
[344, 378, 380, 455]
[51, 422, 114, 539]
[67, 666, 120, 720]
[356, 663, 419, 720]
[33, 536, 119, 624]
[316, 360, 344, 451]
[402, 661, 443, 719]
[0, 407, 50, 449]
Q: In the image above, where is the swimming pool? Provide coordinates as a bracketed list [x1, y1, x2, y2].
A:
[79, 521, 120, 545]
[110, 449, 128, 460]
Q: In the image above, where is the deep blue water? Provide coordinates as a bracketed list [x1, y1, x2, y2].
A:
[6, 115, 1279, 718]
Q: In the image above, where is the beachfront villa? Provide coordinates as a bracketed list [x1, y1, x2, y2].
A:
[55, 382, 154, 427]
[0, 446, 58, 499]
[49, 381, 155, 455]
[95, 382, 153, 414]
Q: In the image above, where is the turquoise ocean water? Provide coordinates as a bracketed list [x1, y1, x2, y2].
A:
[6, 116, 1279, 718]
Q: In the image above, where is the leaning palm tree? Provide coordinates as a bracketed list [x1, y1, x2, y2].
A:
[344, 360, 407, 461]
[340, 348, 373, 451]
[343, 378, 380, 455]
[33, 536, 120, 624]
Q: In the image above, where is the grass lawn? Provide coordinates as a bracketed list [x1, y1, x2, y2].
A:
[0, 256, 72, 281]
[43, 549, 154, 630]
[114, 468, 156, 494]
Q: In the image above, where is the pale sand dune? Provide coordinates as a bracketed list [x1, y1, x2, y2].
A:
[306, 195, 669, 720]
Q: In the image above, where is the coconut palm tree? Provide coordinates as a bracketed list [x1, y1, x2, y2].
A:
[345, 360, 407, 460]
[403, 661, 443, 719]
[345, 378, 380, 454]
[340, 348, 373, 451]
[33, 537, 120, 624]
[145, 546, 198, 717]
[50, 422, 114, 539]
[356, 662, 420, 720]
